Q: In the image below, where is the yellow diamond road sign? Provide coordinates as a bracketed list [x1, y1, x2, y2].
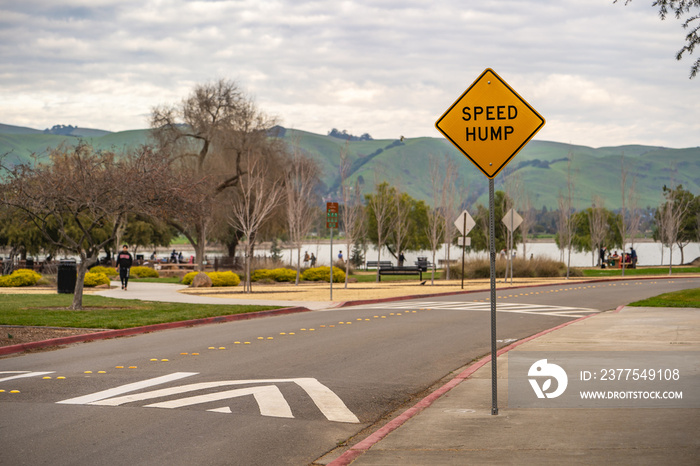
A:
[435, 68, 545, 179]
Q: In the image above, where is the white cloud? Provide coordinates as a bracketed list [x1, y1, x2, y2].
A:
[0, 0, 698, 147]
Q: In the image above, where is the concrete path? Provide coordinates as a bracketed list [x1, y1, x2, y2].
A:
[325, 306, 700, 465]
[94, 281, 334, 311]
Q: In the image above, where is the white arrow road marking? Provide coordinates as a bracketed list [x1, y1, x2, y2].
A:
[208, 407, 232, 414]
[293, 377, 359, 424]
[60, 376, 359, 423]
[146, 385, 294, 418]
[57, 372, 198, 405]
[0, 371, 54, 383]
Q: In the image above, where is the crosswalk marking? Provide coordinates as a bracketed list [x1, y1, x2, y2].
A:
[357, 301, 599, 318]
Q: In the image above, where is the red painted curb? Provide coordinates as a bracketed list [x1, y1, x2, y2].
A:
[329, 311, 599, 466]
[0, 306, 311, 356]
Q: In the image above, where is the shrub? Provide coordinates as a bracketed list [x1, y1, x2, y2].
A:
[130, 266, 159, 278]
[251, 268, 297, 282]
[83, 271, 110, 287]
[270, 268, 297, 282]
[181, 271, 240, 287]
[0, 269, 42, 287]
[301, 266, 345, 283]
[89, 265, 117, 277]
[449, 257, 582, 279]
[208, 271, 241, 287]
[13, 268, 42, 282]
[250, 269, 272, 282]
[181, 272, 198, 285]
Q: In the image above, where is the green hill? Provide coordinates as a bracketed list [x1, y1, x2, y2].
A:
[1, 123, 698, 210]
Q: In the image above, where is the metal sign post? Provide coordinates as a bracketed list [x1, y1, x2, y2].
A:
[327, 202, 339, 301]
[489, 179, 498, 415]
[436, 68, 545, 416]
[461, 216, 466, 289]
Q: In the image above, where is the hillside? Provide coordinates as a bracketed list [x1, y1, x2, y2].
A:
[1, 123, 698, 210]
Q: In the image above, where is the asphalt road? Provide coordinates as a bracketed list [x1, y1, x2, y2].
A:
[1, 277, 697, 465]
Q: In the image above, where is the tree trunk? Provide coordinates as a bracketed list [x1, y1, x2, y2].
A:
[375, 248, 381, 283]
[69, 255, 93, 310]
[295, 246, 301, 286]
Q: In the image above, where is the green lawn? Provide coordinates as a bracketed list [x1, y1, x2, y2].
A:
[0, 294, 279, 329]
[130, 276, 183, 284]
[629, 288, 700, 308]
[582, 267, 700, 277]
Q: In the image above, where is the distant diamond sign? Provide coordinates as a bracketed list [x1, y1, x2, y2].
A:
[435, 68, 545, 179]
[454, 210, 475, 236]
[502, 208, 523, 232]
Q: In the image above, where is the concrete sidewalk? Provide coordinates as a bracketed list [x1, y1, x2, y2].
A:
[326, 306, 700, 465]
[94, 281, 334, 310]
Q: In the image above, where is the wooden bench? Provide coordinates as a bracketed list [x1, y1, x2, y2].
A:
[377, 265, 423, 281]
[366, 261, 393, 270]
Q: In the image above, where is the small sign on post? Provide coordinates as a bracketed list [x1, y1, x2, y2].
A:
[502, 208, 523, 284]
[454, 210, 475, 290]
[326, 202, 339, 229]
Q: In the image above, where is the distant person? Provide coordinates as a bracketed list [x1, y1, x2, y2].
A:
[338, 250, 343, 262]
[115, 245, 133, 291]
[303, 251, 310, 267]
[170, 249, 177, 263]
[630, 247, 637, 268]
[310, 253, 317, 267]
[178, 251, 183, 263]
[398, 252, 406, 267]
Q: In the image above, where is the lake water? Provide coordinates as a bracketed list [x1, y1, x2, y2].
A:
[275, 241, 700, 269]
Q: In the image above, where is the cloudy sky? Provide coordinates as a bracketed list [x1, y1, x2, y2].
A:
[1, 0, 698, 148]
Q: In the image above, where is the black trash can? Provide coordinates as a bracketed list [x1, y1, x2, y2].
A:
[57, 260, 77, 294]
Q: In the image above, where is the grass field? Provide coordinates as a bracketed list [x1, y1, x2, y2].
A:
[582, 267, 700, 277]
[629, 288, 700, 308]
[0, 295, 279, 329]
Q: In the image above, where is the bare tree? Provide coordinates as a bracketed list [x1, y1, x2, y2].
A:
[392, 188, 412, 264]
[228, 158, 285, 293]
[519, 190, 535, 260]
[285, 143, 321, 285]
[426, 156, 446, 285]
[151, 79, 283, 270]
[659, 185, 693, 274]
[440, 154, 459, 279]
[366, 181, 394, 282]
[618, 154, 640, 277]
[340, 145, 365, 288]
[0, 143, 174, 310]
[556, 156, 577, 279]
[588, 195, 609, 267]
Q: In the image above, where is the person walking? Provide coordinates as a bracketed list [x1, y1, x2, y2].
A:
[115, 244, 133, 290]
